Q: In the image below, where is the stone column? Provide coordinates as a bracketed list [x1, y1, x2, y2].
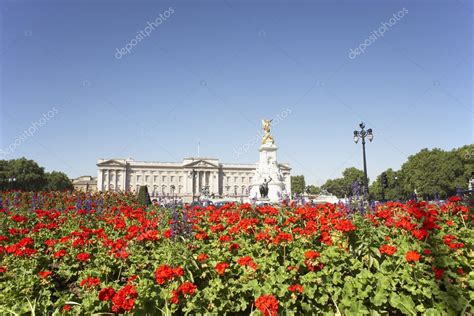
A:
[209, 171, 213, 194]
[97, 169, 103, 191]
[104, 170, 109, 191]
[198, 171, 202, 193]
[114, 170, 118, 192]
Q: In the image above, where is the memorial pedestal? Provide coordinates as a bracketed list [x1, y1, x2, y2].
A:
[249, 141, 288, 203]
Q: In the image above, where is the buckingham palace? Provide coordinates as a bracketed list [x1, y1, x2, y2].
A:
[97, 157, 291, 201]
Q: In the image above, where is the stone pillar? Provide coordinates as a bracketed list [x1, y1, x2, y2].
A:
[104, 170, 109, 191]
[122, 169, 127, 191]
[97, 169, 103, 191]
[198, 171, 202, 193]
[209, 171, 214, 194]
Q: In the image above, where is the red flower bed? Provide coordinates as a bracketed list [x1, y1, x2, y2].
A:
[0, 191, 472, 314]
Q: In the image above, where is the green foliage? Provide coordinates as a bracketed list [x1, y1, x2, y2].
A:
[370, 168, 402, 201]
[291, 175, 305, 194]
[321, 167, 365, 198]
[305, 185, 321, 195]
[44, 171, 73, 191]
[137, 185, 151, 206]
[0, 157, 47, 191]
[0, 158, 74, 192]
[324, 144, 473, 201]
[399, 148, 466, 199]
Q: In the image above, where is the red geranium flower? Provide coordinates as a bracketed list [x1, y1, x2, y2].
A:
[448, 196, 461, 202]
[80, 277, 100, 287]
[163, 229, 172, 239]
[178, 281, 197, 296]
[334, 219, 356, 232]
[98, 287, 116, 301]
[111, 284, 137, 313]
[170, 290, 180, 304]
[411, 229, 428, 241]
[154, 265, 183, 285]
[215, 262, 230, 275]
[76, 252, 90, 262]
[62, 305, 72, 313]
[237, 256, 257, 270]
[405, 251, 421, 262]
[432, 267, 444, 280]
[288, 284, 304, 293]
[38, 270, 52, 279]
[304, 250, 320, 259]
[255, 294, 279, 316]
[197, 253, 209, 262]
[53, 249, 67, 258]
[379, 245, 397, 256]
[0, 266, 6, 274]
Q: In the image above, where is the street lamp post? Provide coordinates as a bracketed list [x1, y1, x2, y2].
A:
[353, 122, 373, 196]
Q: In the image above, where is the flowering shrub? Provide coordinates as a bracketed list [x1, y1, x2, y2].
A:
[0, 191, 473, 315]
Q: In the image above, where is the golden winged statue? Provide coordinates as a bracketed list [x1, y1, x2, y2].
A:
[261, 119, 274, 144]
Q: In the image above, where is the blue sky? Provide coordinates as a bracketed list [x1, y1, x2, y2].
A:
[1, 0, 472, 186]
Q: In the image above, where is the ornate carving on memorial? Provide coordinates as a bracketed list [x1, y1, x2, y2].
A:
[261, 119, 274, 144]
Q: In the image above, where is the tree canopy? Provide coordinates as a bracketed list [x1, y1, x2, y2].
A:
[45, 171, 74, 191]
[398, 147, 468, 199]
[0, 158, 73, 191]
[369, 168, 401, 201]
[321, 167, 365, 198]
[321, 145, 472, 201]
[291, 175, 305, 195]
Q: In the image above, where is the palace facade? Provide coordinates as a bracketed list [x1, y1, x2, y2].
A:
[97, 157, 291, 202]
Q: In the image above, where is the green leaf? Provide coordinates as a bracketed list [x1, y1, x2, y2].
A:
[389, 293, 417, 316]
[424, 308, 441, 316]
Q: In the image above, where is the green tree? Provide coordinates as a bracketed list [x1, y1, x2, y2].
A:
[1, 158, 47, 191]
[321, 167, 365, 198]
[305, 185, 321, 195]
[45, 171, 73, 191]
[454, 144, 474, 182]
[398, 148, 465, 199]
[137, 185, 152, 207]
[291, 175, 305, 195]
[321, 178, 347, 198]
[370, 168, 402, 201]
